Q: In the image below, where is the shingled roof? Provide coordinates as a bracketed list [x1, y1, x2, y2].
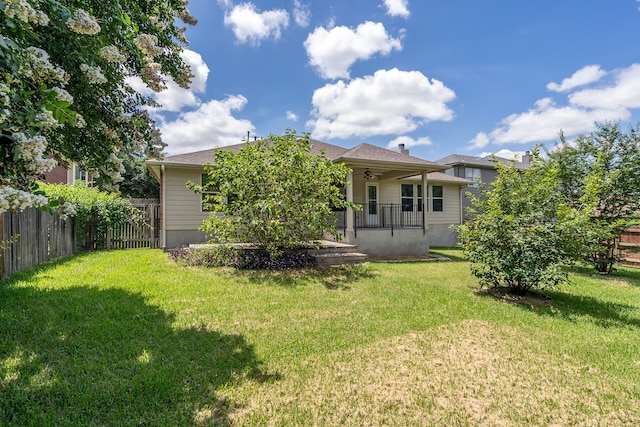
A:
[436, 153, 528, 169]
[337, 143, 445, 170]
[149, 138, 446, 172]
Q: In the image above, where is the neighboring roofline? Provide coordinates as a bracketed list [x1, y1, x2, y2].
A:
[436, 153, 528, 169]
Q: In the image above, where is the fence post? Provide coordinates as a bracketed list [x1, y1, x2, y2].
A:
[0, 213, 5, 279]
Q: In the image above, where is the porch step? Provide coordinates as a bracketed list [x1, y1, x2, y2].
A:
[306, 241, 360, 256]
[313, 251, 369, 267]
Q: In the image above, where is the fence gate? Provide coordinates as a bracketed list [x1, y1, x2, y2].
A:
[82, 199, 160, 250]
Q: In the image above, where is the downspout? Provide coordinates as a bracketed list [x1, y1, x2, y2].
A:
[460, 185, 464, 224]
[161, 164, 166, 249]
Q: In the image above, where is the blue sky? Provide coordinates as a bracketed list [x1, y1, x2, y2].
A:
[137, 0, 640, 161]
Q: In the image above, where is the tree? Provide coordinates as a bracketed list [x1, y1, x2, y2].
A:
[190, 130, 356, 258]
[1, 0, 196, 212]
[547, 121, 640, 273]
[455, 151, 587, 295]
[118, 151, 160, 199]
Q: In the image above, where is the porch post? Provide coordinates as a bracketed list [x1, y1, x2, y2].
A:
[422, 171, 428, 236]
[345, 171, 355, 242]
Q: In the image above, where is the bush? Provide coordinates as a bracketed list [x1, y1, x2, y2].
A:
[39, 182, 146, 249]
[455, 152, 587, 295]
[170, 245, 317, 270]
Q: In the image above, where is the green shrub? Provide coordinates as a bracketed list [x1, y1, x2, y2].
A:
[39, 182, 145, 249]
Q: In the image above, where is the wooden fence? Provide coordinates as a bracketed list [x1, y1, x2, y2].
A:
[619, 226, 640, 267]
[81, 199, 160, 251]
[0, 208, 76, 279]
[1, 199, 160, 279]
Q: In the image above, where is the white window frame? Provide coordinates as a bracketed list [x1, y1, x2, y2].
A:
[465, 167, 482, 187]
[401, 183, 423, 212]
[429, 185, 444, 212]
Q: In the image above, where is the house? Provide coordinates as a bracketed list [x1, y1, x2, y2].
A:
[42, 162, 92, 186]
[436, 152, 530, 218]
[146, 140, 470, 257]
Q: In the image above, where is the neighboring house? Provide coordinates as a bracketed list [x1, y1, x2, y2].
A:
[436, 153, 530, 218]
[146, 140, 470, 256]
[42, 162, 92, 186]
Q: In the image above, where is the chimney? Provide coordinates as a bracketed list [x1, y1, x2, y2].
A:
[522, 150, 531, 165]
[397, 143, 409, 156]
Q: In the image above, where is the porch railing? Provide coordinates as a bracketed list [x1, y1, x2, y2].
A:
[334, 203, 425, 236]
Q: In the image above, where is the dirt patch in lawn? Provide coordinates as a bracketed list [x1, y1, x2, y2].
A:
[217, 320, 639, 426]
[482, 286, 553, 307]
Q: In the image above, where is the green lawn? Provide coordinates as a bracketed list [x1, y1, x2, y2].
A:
[1, 248, 639, 426]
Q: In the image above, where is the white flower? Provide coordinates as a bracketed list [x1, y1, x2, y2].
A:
[0, 185, 49, 213]
[134, 34, 163, 58]
[74, 114, 86, 128]
[66, 9, 101, 35]
[53, 87, 73, 104]
[99, 45, 126, 63]
[4, 0, 49, 26]
[35, 108, 60, 128]
[22, 46, 68, 85]
[80, 64, 107, 84]
[11, 132, 57, 174]
[58, 202, 77, 220]
[141, 61, 165, 92]
[0, 83, 10, 105]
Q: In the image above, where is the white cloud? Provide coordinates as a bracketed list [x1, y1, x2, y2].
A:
[468, 132, 490, 149]
[308, 68, 455, 139]
[304, 21, 402, 80]
[547, 65, 606, 92]
[159, 95, 255, 154]
[488, 99, 627, 145]
[286, 110, 298, 121]
[223, 3, 289, 45]
[386, 135, 432, 150]
[568, 63, 640, 110]
[474, 63, 640, 146]
[293, 0, 311, 27]
[127, 50, 210, 112]
[382, 0, 410, 18]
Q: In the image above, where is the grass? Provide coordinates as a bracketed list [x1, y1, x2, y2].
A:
[1, 248, 639, 426]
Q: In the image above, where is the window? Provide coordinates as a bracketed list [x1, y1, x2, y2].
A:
[465, 167, 482, 187]
[367, 184, 378, 215]
[73, 164, 92, 185]
[201, 174, 218, 212]
[431, 185, 443, 212]
[401, 184, 414, 211]
[401, 184, 423, 212]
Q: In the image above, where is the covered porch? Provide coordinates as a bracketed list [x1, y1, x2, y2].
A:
[327, 144, 448, 257]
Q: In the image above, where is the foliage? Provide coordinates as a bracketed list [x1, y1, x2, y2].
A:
[189, 130, 357, 258]
[455, 151, 588, 294]
[39, 181, 145, 249]
[547, 121, 640, 273]
[118, 151, 160, 199]
[170, 245, 317, 270]
[0, 0, 196, 211]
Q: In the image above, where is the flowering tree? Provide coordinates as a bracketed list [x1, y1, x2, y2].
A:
[0, 0, 196, 213]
